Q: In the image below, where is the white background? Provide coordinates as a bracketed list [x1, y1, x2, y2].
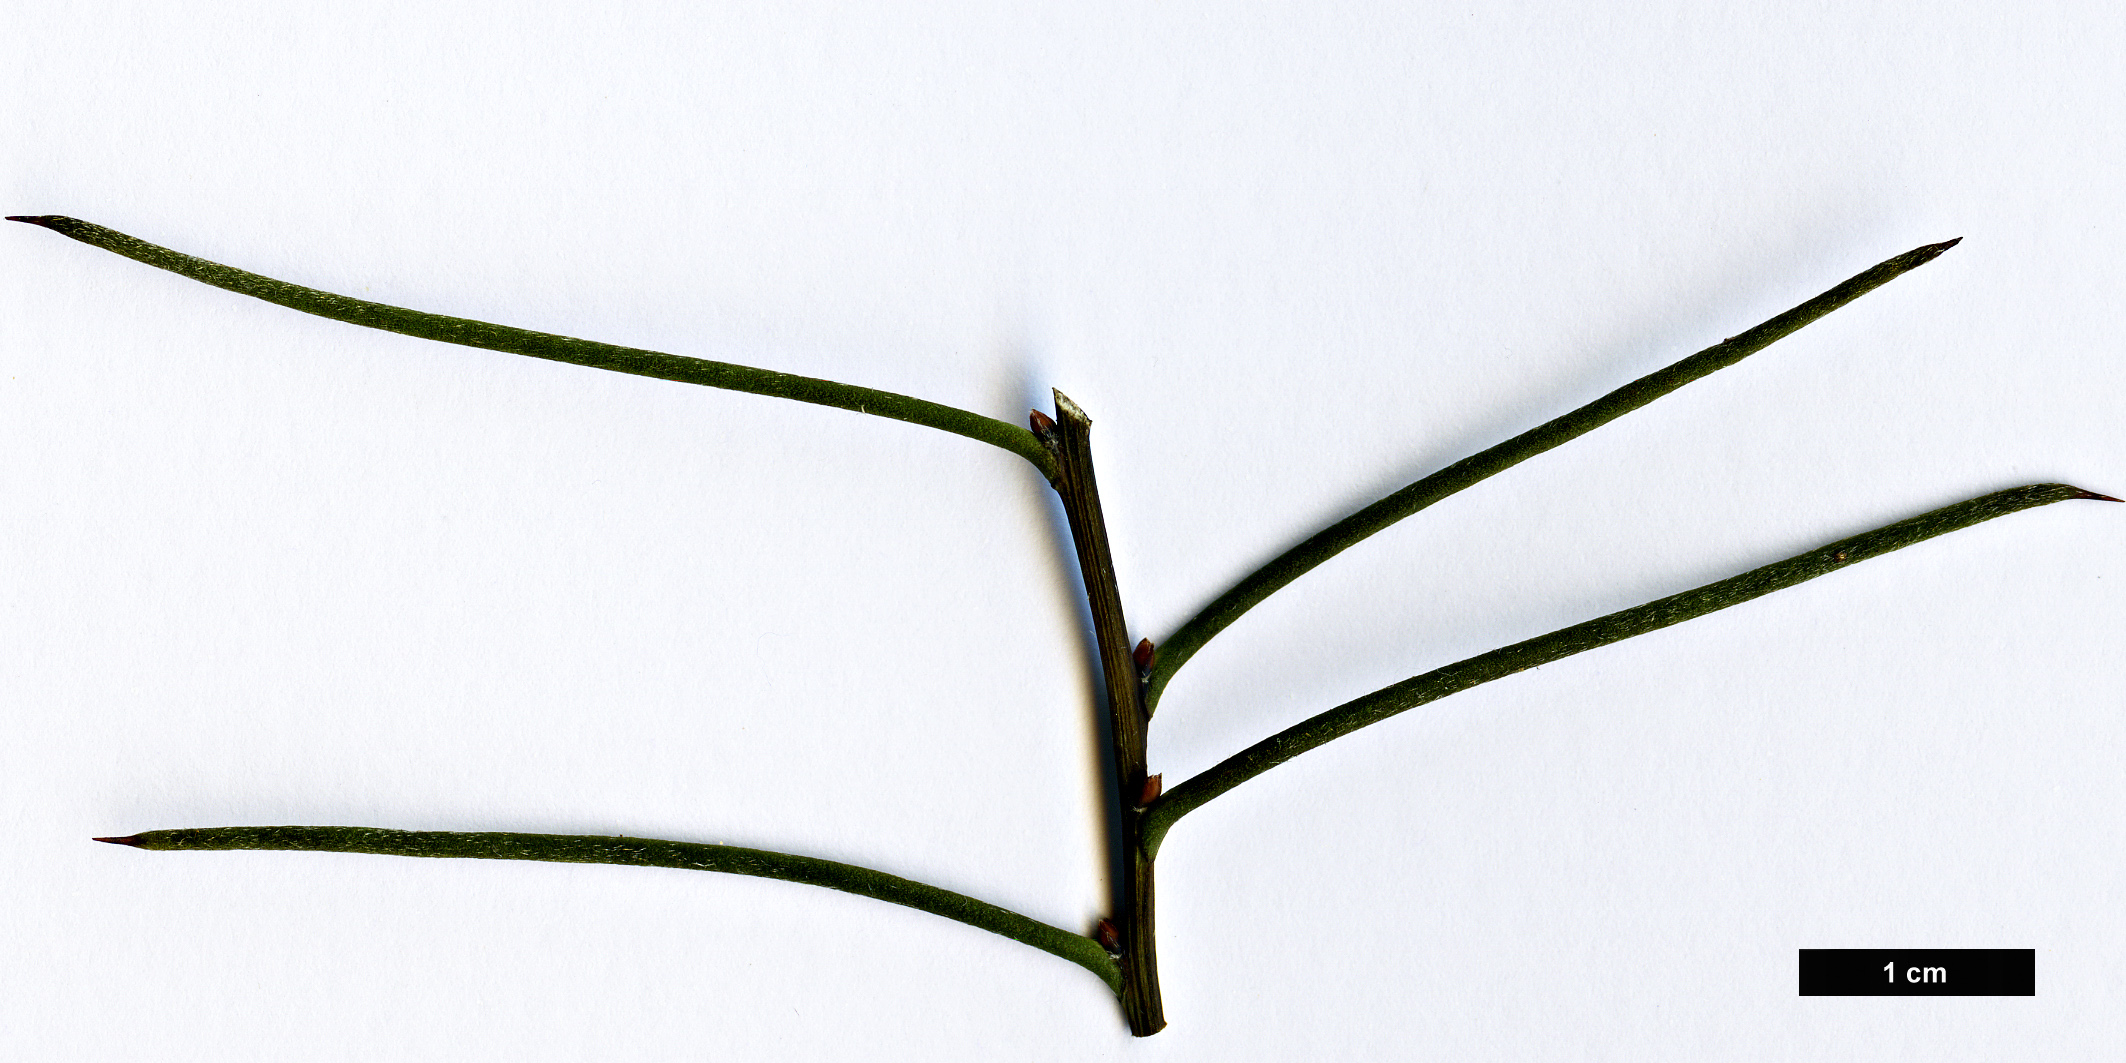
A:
[4, 3, 2122, 1059]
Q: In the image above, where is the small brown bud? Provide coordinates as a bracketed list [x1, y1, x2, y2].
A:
[1833, 550, 1848, 562]
[1029, 409, 1056, 436]
[1137, 774, 1163, 807]
[1094, 918, 1121, 953]
[1132, 638, 1154, 672]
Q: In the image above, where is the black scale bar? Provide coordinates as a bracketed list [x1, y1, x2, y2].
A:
[1798, 949, 2034, 996]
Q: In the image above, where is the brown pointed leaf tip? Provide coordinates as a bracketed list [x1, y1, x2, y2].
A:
[1132, 638, 1154, 672]
[92, 835, 143, 847]
[2074, 488, 2123, 503]
[1094, 918, 1122, 954]
[1137, 774, 1164, 807]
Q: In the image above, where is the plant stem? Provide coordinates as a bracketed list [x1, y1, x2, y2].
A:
[96, 826, 1122, 993]
[1143, 482, 2112, 855]
[1142, 238, 1963, 715]
[1044, 390, 1166, 1036]
[5, 215, 1058, 480]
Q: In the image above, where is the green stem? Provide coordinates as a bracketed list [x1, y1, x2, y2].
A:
[7, 216, 1057, 481]
[1143, 238, 1962, 715]
[97, 826, 1121, 994]
[1143, 483, 2112, 856]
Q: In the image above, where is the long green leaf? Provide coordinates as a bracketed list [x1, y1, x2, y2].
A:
[9, 216, 1058, 480]
[1142, 483, 2113, 855]
[1143, 239, 1962, 715]
[96, 826, 1121, 994]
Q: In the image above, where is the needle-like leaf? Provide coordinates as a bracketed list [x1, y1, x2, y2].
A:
[96, 825, 1121, 993]
[1142, 483, 2113, 855]
[8, 216, 1058, 481]
[1143, 239, 1962, 715]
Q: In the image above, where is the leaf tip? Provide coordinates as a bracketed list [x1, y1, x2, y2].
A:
[2072, 488, 2123, 503]
[92, 835, 143, 847]
[7, 215, 52, 226]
